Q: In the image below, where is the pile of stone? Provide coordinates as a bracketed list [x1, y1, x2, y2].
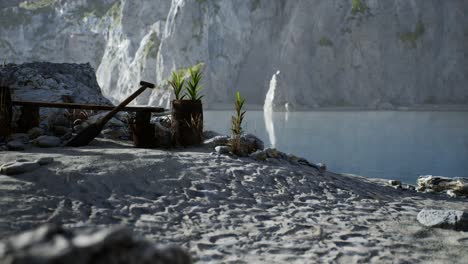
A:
[417, 175, 468, 198]
[0, 224, 191, 264]
[204, 132, 326, 173]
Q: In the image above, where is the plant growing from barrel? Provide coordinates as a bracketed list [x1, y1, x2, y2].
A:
[185, 65, 203, 100]
[168, 71, 186, 100]
[229, 92, 246, 155]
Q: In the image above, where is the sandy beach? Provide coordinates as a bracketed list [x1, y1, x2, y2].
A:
[0, 139, 467, 263]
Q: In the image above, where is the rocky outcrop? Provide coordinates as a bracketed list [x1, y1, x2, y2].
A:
[0, 224, 191, 264]
[1, 1, 467, 109]
[417, 175, 468, 197]
[0, 62, 111, 105]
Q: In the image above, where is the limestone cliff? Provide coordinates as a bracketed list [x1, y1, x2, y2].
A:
[1, 0, 467, 109]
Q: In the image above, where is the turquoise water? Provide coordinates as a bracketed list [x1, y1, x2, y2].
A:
[204, 111, 468, 183]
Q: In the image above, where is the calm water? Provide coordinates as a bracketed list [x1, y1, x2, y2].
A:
[204, 111, 468, 183]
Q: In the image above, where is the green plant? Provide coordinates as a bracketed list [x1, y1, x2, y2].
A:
[352, 0, 368, 15]
[229, 92, 246, 155]
[185, 65, 203, 100]
[168, 71, 186, 100]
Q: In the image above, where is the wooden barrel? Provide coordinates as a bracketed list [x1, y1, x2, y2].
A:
[172, 100, 203, 146]
[0, 85, 12, 138]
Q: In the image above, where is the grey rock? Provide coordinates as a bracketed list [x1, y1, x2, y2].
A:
[240, 134, 264, 152]
[33, 136, 61, 148]
[0, 224, 192, 264]
[250, 150, 267, 161]
[154, 122, 172, 148]
[203, 130, 221, 140]
[388, 180, 402, 186]
[417, 209, 468, 231]
[204, 135, 230, 148]
[47, 110, 71, 128]
[8, 133, 29, 144]
[0, 161, 40, 175]
[6, 140, 26, 151]
[215, 145, 230, 155]
[36, 157, 54, 166]
[27, 127, 45, 139]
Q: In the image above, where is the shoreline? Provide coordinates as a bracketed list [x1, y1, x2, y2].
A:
[204, 103, 468, 112]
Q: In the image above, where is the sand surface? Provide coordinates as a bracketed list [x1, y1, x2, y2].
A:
[0, 139, 467, 263]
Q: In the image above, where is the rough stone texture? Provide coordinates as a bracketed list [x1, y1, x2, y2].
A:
[0, 1, 467, 109]
[0, 63, 112, 106]
[417, 209, 468, 231]
[0, 224, 192, 264]
[417, 175, 468, 197]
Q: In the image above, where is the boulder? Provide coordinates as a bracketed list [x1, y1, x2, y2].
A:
[0, 224, 192, 264]
[33, 136, 61, 148]
[6, 140, 26, 151]
[36, 157, 54, 166]
[204, 135, 230, 148]
[417, 209, 468, 231]
[0, 161, 40, 175]
[215, 145, 230, 155]
[240, 134, 264, 153]
[203, 130, 221, 140]
[27, 127, 45, 139]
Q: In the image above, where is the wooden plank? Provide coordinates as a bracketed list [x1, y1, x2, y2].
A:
[12, 100, 165, 112]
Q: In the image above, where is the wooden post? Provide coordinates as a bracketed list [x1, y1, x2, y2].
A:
[132, 110, 155, 148]
[17, 105, 40, 133]
[0, 85, 12, 138]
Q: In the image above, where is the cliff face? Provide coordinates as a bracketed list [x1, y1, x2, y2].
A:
[1, 0, 467, 109]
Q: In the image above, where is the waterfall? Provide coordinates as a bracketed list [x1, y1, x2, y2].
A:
[263, 71, 280, 147]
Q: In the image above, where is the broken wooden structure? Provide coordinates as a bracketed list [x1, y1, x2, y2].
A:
[0, 85, 168, 148]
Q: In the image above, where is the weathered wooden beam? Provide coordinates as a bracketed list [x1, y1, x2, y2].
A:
[12, 101, 165, 113]
[17, 105, 40, 133]
[0, 85, 12, 138]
